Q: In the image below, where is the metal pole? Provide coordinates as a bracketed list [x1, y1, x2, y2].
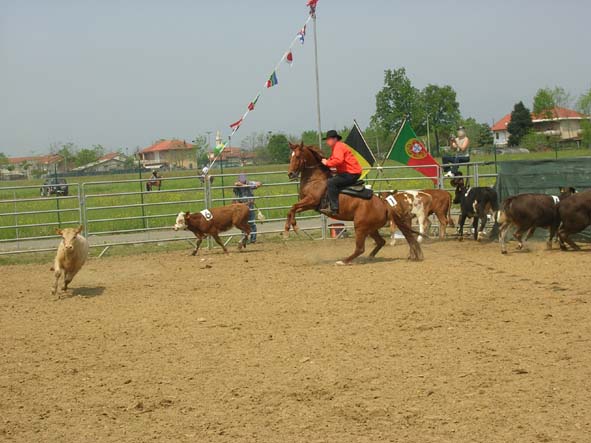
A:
[54, 164, 61, 228]
[426, 114, 431, 154]
[138, 156, 146, 229]
[221, 136, 228, 205]
[312, 12, 322, 147]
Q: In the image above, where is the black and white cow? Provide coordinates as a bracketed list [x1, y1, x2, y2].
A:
[451, 173, 499, 241]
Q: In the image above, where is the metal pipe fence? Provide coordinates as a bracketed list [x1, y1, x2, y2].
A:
[0, 163, 497, 256]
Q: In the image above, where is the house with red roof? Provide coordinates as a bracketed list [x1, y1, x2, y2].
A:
[492, 106, 589, 147]
[138, 140, 196, 169]
[208, 147, 256, 168]
[5, 154, 64, 177]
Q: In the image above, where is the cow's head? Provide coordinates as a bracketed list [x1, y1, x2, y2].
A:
[173, 212, 190, 231]
[450, 172, 467, 204]
[56, 225, 83, 251]
[559, 187, 577, 199]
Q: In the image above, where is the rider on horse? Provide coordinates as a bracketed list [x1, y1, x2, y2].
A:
[320, 130, 363, 217]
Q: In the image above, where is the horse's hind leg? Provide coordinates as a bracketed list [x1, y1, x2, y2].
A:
[369, 230, 386, 258]
[338, 230, 367, 265]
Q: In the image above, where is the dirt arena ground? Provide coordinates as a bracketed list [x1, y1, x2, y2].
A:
[1, 238, 590, 443]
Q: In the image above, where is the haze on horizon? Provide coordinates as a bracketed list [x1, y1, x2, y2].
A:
[1, 0, 590, 156]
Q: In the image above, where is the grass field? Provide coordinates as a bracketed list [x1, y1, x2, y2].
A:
[1, 148, 589, 243]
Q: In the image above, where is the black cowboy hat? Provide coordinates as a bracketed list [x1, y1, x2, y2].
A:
[323, 129, 342, 141]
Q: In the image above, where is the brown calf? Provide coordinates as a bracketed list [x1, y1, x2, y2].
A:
[174, 203, 251, 255]
[420, 189, 454, 236]
[558, 190, 591, 251]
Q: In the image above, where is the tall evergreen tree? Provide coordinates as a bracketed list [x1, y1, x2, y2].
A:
[507, 102, 533, 146]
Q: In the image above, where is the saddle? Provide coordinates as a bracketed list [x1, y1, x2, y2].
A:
[340, 181, 374, 200]
[319, 181, 373, 210]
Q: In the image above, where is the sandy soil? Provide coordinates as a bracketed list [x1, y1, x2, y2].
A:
[1, 238, 590, 443]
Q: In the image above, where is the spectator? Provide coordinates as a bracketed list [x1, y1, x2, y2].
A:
[233, 173, 262, 243]
[443, 126, 471, 177]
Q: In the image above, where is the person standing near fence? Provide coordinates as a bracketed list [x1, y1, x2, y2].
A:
[233, 173, 262, 244]
[443, 126, 471, 177]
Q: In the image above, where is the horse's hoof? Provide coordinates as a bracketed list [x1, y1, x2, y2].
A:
[501, 250, 508, 255]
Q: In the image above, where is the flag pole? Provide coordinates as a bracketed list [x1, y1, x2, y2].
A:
[312, 9, 322, 148]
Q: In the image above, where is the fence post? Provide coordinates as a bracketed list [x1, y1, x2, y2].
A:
[81, 183, 89, 236]
[474, 163, 480, 187]
[205, 173, 212, 250]
[320, 214, 327, 240]
[437, 166, 444, 190]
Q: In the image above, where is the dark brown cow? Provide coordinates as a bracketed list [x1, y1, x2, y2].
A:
[173, 204, 251, 255]
[498, 189, 575, 254]
[558, 190, 591, 251]
[420, 189, 454, 237]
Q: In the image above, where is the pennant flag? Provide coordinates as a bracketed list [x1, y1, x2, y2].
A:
[297, 25, 306, 44]
[213, 142, 226, 156]
[266, 71, 278, 88]
[248, 94, 260, 111]
[230, 118, 243, 131]
[307, 0, 319, 14]
[344, 122, 377, 180]
[286, 51, 294, 65]
[387, 120, 440, 184]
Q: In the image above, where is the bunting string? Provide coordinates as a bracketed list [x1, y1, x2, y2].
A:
[204, 3, 317, 174]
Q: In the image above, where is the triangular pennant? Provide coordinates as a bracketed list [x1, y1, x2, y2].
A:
[230, 118, 243, 130]
[286, 51, 294, 65]
[248, 94, 260, 111]
[266, 71, 278, 88]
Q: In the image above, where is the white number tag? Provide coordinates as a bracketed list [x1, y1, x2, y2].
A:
[200, 209, 214, 221]
[386, 195, 397, 207]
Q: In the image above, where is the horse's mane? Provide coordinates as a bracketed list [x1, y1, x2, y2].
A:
[303, 144, 330, 168]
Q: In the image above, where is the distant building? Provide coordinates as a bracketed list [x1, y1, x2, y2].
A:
[210, 147, 256, 168]
[139, 140, 196, 169]
[6, 154, 64, 177]
[492, 107, 589, 147]
[71, 152, 128, 174]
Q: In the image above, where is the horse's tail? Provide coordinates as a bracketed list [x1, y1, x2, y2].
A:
[447, 192, 455, 227]
[390, 206, 424, 261]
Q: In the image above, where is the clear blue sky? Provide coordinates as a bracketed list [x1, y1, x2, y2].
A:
[1, 0, 590, 156]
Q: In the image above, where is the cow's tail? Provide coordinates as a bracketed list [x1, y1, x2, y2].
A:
[391, 208, 424, 261]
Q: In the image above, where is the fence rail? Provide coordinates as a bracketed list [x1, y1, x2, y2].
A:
[0, 163, 500, 256]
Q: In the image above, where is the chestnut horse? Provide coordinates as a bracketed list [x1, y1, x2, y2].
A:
[285, 142, 423, 264]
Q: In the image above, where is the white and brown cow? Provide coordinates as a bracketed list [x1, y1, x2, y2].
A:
[381, 191, 432, 245]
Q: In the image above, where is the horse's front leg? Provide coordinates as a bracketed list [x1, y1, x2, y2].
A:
[284, 197, 319, 236]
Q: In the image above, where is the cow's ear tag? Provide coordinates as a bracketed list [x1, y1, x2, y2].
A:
[386, 195, 397, 207]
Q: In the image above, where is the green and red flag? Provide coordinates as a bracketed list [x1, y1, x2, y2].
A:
[387, 119, 439, 184]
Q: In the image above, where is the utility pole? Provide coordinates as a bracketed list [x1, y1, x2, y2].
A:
[312, 9, 322, 147]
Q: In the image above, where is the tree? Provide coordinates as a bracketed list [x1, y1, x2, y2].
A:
[267, 134, 290, 164]
[581, 120, 591, 148]
[507, 101, 533, 146]
[423, 84, 460, 154]
[51, 142, 77, 171]
[0, 152, 8, 166]
[372, 67, 425, 136]
[301, 130, 321, 147]
[550, 86, 572, 108]
[477, 123, 494, 147]
[191, 135, 209, 167]
[533, 88, 556, 117]
[577, 88, 591, 115]
[533, 86, 572, 117]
